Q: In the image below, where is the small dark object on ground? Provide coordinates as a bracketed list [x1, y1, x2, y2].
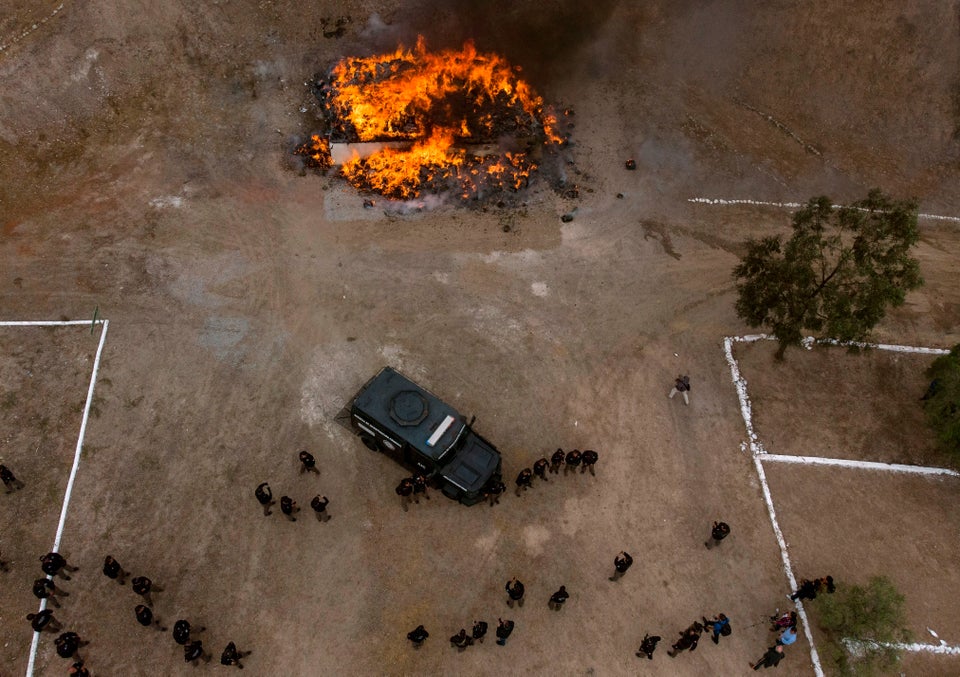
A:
[363, 199, 375, 208]
[625, 159, 637, 170]
[617, 193, 624, 199]
[561, 213, 574, 223]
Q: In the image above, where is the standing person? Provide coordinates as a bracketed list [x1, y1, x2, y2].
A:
[407, 625, 429, 648]
[27, 610, 62, 633]
[564, 450, 582, 475]
[818, 575, 836, 594]
[220, 641, 250, 669]
[549, 585, 569, 610]
[449, 628, 473, 650]
[184, 640, 210, 665]
[505, 577, 525, 607]
[514, 468, 533, 496]
[495, 618, 515, 646]
[173, 619, 206, 645]
[131, 576, 162, 606]
[0, 550, 9, 571]
[310, 495, 331, 522]
[396, 477, 414, 511]
[41, 552, 78, 580]
[703, 613, 731, 644]
[610, 551, 633, 581]
[667, 624, 701, 657]
[280, 496, 300, 521]
[705, 521, 731, 548]
[102, 555, 128, 585]
[549, 448, 565, 474]
[580, 449, 599, 475]
[55, 631, 84, 660]
[0, 464, 25, 492]
[777, 625, 798, 647]
[668, 375, 691, 405]
[483, 478, 505, 506]
[472, 620, 488, 643]
[298, 450, 320, 475]
[255, 482, 275, 516]
[636, 633, 661, 659]
[412, 473, 431, 501]
[532, 457, 549, 482]
[33, 577, 68, 607]
[752, 644, 785, 670]
[135, 604, 167, 631]
[789, 578, 818, 601]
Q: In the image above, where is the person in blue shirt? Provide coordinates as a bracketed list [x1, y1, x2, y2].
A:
[778, 625, 798, 646]
[703, 613, 731, 644]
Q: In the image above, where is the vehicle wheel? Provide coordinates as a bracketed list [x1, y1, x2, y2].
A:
[360, 435, 379, 452]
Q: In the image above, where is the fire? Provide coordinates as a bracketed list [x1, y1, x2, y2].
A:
[299, 37, 564, 200]
[293, 134, 333, 169]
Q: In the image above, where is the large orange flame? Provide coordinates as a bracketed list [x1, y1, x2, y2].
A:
[302, 37, 563, 200]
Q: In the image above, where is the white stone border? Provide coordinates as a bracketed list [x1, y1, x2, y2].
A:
[1, 319, 111, 677]
[843, 639, 960, 656]
[724, 333, 958, 676]
[0, 3, 65, 55]
[688, 197, 960, 224]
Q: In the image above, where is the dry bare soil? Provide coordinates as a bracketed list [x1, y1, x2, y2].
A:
[1, 1, 959, 676]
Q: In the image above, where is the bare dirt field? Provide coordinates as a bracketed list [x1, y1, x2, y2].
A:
[737, 340, 953, 467]
[2, 1, 959, 676]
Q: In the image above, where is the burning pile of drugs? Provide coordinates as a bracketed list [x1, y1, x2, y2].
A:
[297, 37, 566, 201]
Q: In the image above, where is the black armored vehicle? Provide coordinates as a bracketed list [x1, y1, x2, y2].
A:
[350, 367, 503, 506]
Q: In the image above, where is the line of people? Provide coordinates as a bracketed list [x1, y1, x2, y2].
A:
[512, 448, 600, 498]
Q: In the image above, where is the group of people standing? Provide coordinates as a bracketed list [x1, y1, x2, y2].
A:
[21, 550, 250, 672]
[394, 472, 431, 511]
[406, 575, 577, 652]
[254, 451, 331, 522]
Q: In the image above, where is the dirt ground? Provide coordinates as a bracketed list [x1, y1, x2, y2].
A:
[1, 1, 959, 676]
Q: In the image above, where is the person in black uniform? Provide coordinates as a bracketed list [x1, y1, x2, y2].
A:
[610, 551, 633, 581]
[533, 458, 549, 482]
[564, 450, 582, 475]
[505, 578, 525, 607]
[407, 625, 429, 648]
[255, 482, 275, 516]
[298, 450, 320, 475]
[102, 555, 128, 584]
[135, 604, 167, 631]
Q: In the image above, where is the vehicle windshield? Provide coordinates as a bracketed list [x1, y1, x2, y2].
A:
[435, 419, 468, 465]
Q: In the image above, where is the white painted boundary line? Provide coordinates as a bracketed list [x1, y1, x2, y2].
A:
[688, 197, 960, 224]
[0, 320, 94, 326]
[19, 319, 110, 677]
[762, 453, 960, 477]
[724, 337, 825, 677]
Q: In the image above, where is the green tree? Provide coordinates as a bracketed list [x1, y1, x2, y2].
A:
[733, 190, 923, 359]
[815, 576, 910, 676]
[923, 344, 960, 455]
